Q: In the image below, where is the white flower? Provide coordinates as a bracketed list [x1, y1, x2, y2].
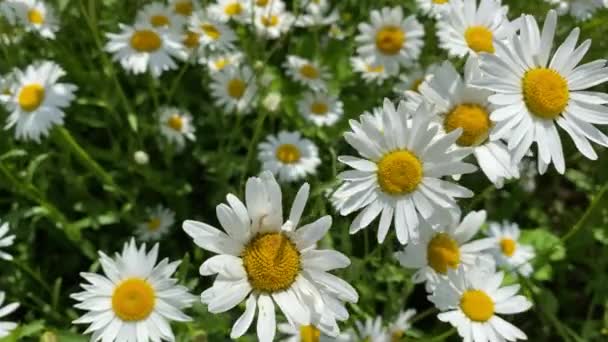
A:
[0, 292, 19, 338]
[429, 265, 532, 342]
[487, 221, 535, 277]
[14, 0, 59, 39]
[333, 99, 477, 245]
[297, 92, 343, 127]
[395, 211, 495, 292]
[158, 106, 195, 148]
[254, 7, 295, 39]
[472, 10, 608, 174]
[393, 63, 439, 98]
[105, 23, 187, 77]
[71, 240, 196, 342]
[258, 131, 321, 182]
[0, 221, 16, 261]
[262, 92, 282, 112]
[355, 7, 424, 74]
[189, 10, 237, 52]
[4, 61, 77, 142]
[0, 69, 18, 104]
[416, 0, 451, 18]
[133, 150, 150, 165]
[136, 205, 176, 242]
[183, 172, 358, 342]
[210, 65, 258, 114]
[436, 0, 515, 58]
[350, 55, 394, 85]
[278, 323, 336, 342]
[205, 51, 243, 72]
[296, 0, 339, 28]
[284, 55, 330, 92]
[169, 0, 198, 17]
[388, 309, 416, 341]
[207, 0, 250, 23]
[416, 60, 520, 187]
[135, 2, 186, 31]
[353, 316, 389, 342]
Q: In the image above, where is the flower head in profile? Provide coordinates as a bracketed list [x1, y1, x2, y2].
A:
[487, 221, 536, 277]
[388, 309, 416, 341]
[350, 55, 394, 85]
[254, 6, 295, 39]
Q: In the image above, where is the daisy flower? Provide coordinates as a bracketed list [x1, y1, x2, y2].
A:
[350, 55, 393, 85]
[254, 7, 295, 39]
[0, 220, 16, 261]
[417, 60, 520, 187]
[436, 0, 515, 58]
[189, 10, 237, 52]
[333, 99, 477, 245]
[416, 0, 451, 18]
[258, 131, 321, 182]
[169, 0, 198, 18]
[210, 65, 258, 114]
[71, 240, 195, 342]
[388, 309, 416, 341]
[205, 51, 243, 72]
[353, 316, 389, 342]
[278, 322, 352, 342]
[105, 23, 187, 77]
[262, 91, 282, 112]
[393, 63, 439, 97]
[487, 221, 535, 277]
[296, 0, 339, 28]
[136, 2, 186, 31]
[183, 172, 358, 342]
[14, 0, 59, 39]
[472, 10, 608, 174]
[0, 292, 19, 338]
[284, 55, 330, 92]
[4, 61, 77, 142]
[297, 92, 343, 127]
[429, 265, 532, 342]
[136, 205, 176, 242]
[355, 6, 424, 74]
[158, 106, 195, 148]
[181, 29, 205, 62]
[249, 0, 286, 13]
[207, 0, 250, 23]
[394, 210, 495, 292]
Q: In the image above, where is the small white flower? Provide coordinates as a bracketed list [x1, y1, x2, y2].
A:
[393, 63, 438, 98]
[189, 10, 237, 52]
[296, 0, 339, 28]
[0, 292, 19, 338]
[254, 7, 295, 39]
[207, 0, 250, 23]
[416, 0, 451, 18]
[136, 205, 176, 242]
[210, 65, 258, 114]
[133, 150, 150, 165]
[258, 131, 321, 182]
[262, 92, 282, 112]
[14, 0, 59, 39]
[297, 92, 343, 127]
[158, 106, 196, 148]
[0, 221, 16, 261]
[487, 221, 536, 277]
[135, 2, 186, 32]
[284, 55, 330, 92]
[353, 316, 389, 342]
[388, 309, 416, 341]
[350, 55, 394, 85]
[205, 51, 243, 72]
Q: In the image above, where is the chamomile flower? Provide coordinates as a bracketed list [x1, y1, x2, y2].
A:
[278, 323, 330, 342]
[207, 0, 250, 23]
[158, 106, 195, 148]
[416, 0, 451, 18]
[136, 205, 176, 242]
[183, 172, 358, 342]
[0, 292, 19, 338]
[258, 131, 321, 182]
[394, 211, 495, 292]
[249, 0, 286, 12]
[136, 2, 185, 31]
[254, 7, 295, 39]
[210, 65, 258, 114]
[4, 61, 77, 142]
[355, 7, 424, 74]
[350, 55, 393, 85]
[205, 51, 243, 72]
[189, 10, 237, 51]
[429, 266, 532, 342]
[181, 29, 205, 62]
[284, 56, 330, 91]
[0, 221, 16, 261]
[417, 60, 520, 187]
[393, 63, 438, 97]
[105, 23, 187, 77]
[297, 92, 343, 127]
[436, 0, 515, 58]
[15, 0, 59, 39]
[71, 240, 196, 342]
[473, 10, 608, 174]
[353, 316, 389, 342]
[170, 0, 198, 18]
[333, 99, 477, 245]
[388, 309, 416, 341]
[487, 221, 535, 277]
[296, 0, 339, 28]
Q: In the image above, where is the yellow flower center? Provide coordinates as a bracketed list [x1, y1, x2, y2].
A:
[214, 58, 228, 70]
[460, 290, 495, 322]
[224, 2, 242, 16]
[427, 233, 460, 274]
[174, 1, 193, 16]
[261, 15, 279, 27]
[150, 15, 169, 27]
[183, 31, 200, 48]
[201, 24, 221, 40]
[18, 84, 45, 112]
[147, 218, 161, 231]
[167, 114, 184, 131]
[500, 238, 516, 257]
[300, 325, 321, 342]
[256, 0, 269, 5]
[111, 278, 155, 321]
[130, 30, 162, 52]
[375, 26, 405, 55]
[28, 9, 44, 24]
[443, 103, 491, 147]
[299, 64, 319, 79]
[411, 78, 424, 92]
[391, 330, 405, 342]
[227, 78, 246, 99]
[366, 64, 384, 73]
[275, 144, 301, 164]
[464, 26, 495, 54]
[242, 233, 301, 293]
[310, 102, 328, 115]
[522, 68, 569, 120]
[376, 150, 423, 195]
[433, 0, 449, 3]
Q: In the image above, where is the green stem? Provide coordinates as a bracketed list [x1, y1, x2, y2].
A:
[240, 110, 269, 188]
[410, 307, 438, 324]
[9, 259, 52, 295]
[561, 181, 608, 243]
[425, 328, 456, 341]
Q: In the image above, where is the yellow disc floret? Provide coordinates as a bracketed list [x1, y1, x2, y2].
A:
[444, 103, 491, 147]
[375, 26, 405, 55]
[377, 150, 423, 195]
[174, 1, 193, 16]
[224, 2, 242, 16]
[201, 24, 221, 40]
[111, 278, 156, 321]
[242, 233, 301, 293]
[167, 114, 184, 131]
[433, 0, 449, 3]
[299, 64, 319, 79]
[28, 9, 44, 24]
[300, 325, 321, 342]
[130, 30, 162, 52]
[227, 78, 246, 99]
[261, 15, 279, 27]
[500, 238, 516, 257]
[147, 218, 162, 231]
[460, 290, 495, 322]
[427, 233, 461, 274]
[150, 15, 169, 27]
[464, 26, 495, 54]
[183, 31, 200, 48]
[18, 84, 45, 112]
[522, 68, 569, 119]
[275, 144, 301, 164]
[310, 102, 328, 115]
